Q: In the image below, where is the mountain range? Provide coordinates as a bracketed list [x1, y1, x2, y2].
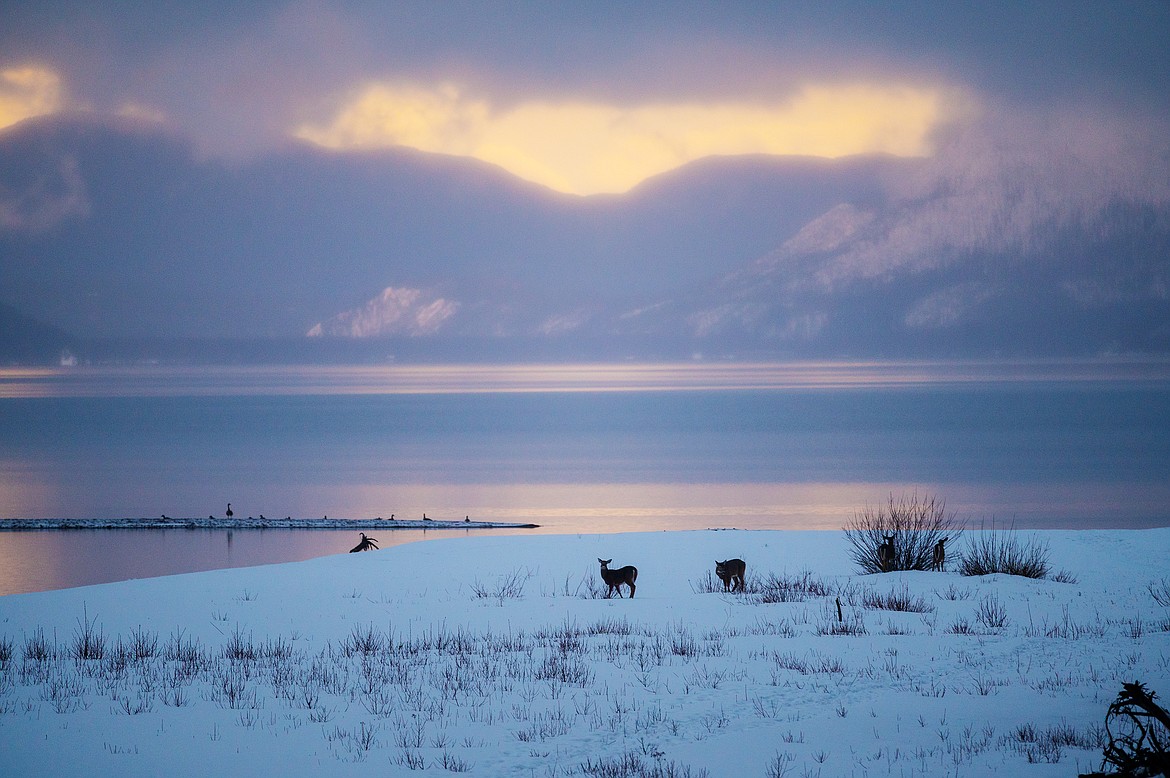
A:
[2, 115, 1167, 363]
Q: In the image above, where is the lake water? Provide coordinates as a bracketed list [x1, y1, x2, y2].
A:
[2, 360, 1169, 595]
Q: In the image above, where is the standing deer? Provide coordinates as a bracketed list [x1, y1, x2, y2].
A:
[877, 534, 896, 572]
[598, 558, 637, 598]
[931, 537, 946, 571]
[715, 558, 746, 592]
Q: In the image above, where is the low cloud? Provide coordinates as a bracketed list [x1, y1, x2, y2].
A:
[0, 155, 89, 231]
[811, 107, 1170, 288]
[294, 82, 951, 195]
[0, 66, 63, 130]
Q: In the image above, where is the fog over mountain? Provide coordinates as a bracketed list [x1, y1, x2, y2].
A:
[2, 114, 1167, 363]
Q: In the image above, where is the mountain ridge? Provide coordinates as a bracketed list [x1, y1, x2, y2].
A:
[2, 115, 1167, 361]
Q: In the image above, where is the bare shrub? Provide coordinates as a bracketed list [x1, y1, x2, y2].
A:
[71, 609, 106, 662]
[691, 571, 721, 594]
[341, 624, 388, 657]
[766, 752, 795, 778]
[974, 594, 1010, 630]
[563, 572, 607, 599]
[816, 610, 867, 636]
[862, 584, 935, 613]
[223, 626, 258, 662]
[586, 617, 635, 636]
[843, 492, 962, 574]
[435, 751, 473, 772]
[129, 627, 158, 661]
[470, 568, 531, 603]
[946, 617, 975, 635]
[935, 583, 973, 601]
[163, 629, 206, 666]
[751, 571, 832, 604]
[23, 627, 55, 662]
[578, 750, 710, 777]
[958, 525, 1050, 579]
[1150, 578, 1170, 608]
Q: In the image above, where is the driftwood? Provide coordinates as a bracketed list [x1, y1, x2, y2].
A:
[1081, 682, 1170, 777]
[349, 533, 379, 553]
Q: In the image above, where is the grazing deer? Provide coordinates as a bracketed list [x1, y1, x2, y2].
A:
[598, 558, 637, 598]
[715, 558, 746, 592]
[349, 532, 379, 553]
[931, 537, 946, 571]
[877, 534, 896, 572]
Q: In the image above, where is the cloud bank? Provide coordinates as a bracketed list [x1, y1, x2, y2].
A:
[295, 82, 950, 195]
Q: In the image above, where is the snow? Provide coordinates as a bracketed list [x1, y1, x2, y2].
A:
[0, 517, 538, 531]
[1, 528, 1167, 777]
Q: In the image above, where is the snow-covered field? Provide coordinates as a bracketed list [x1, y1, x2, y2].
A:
[1, 529, 1167, 777]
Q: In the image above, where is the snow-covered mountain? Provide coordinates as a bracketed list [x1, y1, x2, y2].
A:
[2, 114, 1167, 361]
[307, 287, 461, 337]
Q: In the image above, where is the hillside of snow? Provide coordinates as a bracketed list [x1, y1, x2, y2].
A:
[1, 529, 1168, 776]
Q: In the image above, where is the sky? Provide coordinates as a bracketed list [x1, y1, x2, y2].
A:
[2, 1, 1168, 195]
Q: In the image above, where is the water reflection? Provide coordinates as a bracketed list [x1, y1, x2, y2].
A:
[0, 528, 467, 596]
[3, 479, 1168, 595]
[2, 361, 1168, 594]
[3, 359, 1170, 398]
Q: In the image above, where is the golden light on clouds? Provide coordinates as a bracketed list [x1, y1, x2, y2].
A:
[0, 66, 63, 130]
[295, 83, 948, 195]
[116, 102, 168, 124]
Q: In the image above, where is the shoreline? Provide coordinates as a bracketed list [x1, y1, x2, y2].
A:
[0, 516, 540, 531]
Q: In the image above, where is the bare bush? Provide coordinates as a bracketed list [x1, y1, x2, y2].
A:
[958, 525, 1050, 579]
[862, 584, 935, 613]
[1150, 578, 1170, 608]
[71, 609, 106, 662]
[844, 492, 962, 574]
[23, 627, 54, 662]
[750, 571, 832, 604]
[974, 594, 1009, 630]
[470, 568, 531, 603]
[578, 750, 710, 777]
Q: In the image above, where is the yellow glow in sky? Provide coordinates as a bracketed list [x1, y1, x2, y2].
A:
[295, 83, 946, 195]
[0, 66, 62, 130]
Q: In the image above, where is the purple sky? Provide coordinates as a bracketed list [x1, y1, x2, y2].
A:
[3, 1, 1168, 193]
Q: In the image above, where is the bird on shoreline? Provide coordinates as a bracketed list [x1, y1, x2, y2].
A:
[225, 503, 233, 518]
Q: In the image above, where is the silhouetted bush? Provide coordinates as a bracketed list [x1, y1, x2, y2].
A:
[958, 525, 1049, 579]
[843, 492, 962, 574]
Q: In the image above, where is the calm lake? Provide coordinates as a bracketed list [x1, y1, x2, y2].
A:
[2, 360, 1168, 595]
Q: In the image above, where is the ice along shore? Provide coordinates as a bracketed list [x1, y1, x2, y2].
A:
[0, 516, 539, 530]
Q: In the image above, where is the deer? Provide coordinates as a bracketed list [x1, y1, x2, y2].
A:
[349, 532, 379, 553]
[715, 558, 746, 592]
[598, 558, 637, 598]
[931, 537, 946, 571]
[877, 534, 896, 572]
